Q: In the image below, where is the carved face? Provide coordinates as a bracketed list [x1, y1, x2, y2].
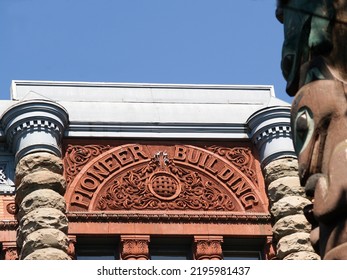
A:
[291, 80, 347, 186]
[277, 0, 334, 96]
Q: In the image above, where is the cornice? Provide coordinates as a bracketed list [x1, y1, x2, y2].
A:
[67, 212, 271, 224]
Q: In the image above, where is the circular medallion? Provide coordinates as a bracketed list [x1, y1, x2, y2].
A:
[148, 172, 181, 201]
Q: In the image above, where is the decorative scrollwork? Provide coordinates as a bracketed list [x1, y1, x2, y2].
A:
[97, 153, 235, 211]
[64, 145, 112, 186]
[207, 146, 258, 184]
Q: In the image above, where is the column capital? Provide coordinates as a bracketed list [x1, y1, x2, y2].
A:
[193, 236, 223, 260]
[1, 100, 68, 162]
[120, 235, 150, 260]
[247, 106, 296, 167]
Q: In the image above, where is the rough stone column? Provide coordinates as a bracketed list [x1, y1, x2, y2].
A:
[193, 236, 223, 260]
[248, 106, 319, 260]
[1, 100, 69, 260]
[120, 235, 150, 260]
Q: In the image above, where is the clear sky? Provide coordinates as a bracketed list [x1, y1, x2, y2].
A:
[0, 0, 292, 103]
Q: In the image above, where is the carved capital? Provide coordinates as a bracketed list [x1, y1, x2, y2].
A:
[248, 106, 296, 167]
[67, 235, 77, 260]
[1, 242, 18, 260]
[193, 236, 223, 260]
[1, 100, 68, 162]
[120, 235, 149, 260]
[264, 236, 276, 260]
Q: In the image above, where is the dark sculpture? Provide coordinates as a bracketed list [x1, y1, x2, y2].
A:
[277, 0, 347, 259]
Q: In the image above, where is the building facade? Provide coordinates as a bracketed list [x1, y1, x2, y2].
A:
[0, 81, 318, 260]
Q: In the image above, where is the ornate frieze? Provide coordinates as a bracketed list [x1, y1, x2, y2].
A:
[65, 143, 267, 214]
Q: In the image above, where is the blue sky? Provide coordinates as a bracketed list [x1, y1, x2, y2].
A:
[0, 0, 291, 103]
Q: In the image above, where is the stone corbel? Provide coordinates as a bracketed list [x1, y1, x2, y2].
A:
[193, 236, 223, 260]
[120, 235, 150, 260]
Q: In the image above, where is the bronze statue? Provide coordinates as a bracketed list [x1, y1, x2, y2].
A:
[277, 0, 347, 259]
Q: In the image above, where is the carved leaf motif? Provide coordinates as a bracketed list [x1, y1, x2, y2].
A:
[64, 145, 111, 186]
[97, 155, 235, 211]
[207, 145, 258, 184]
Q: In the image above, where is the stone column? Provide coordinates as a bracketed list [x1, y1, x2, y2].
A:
[248, 106, 319, 260]
[120, 235, 150, 260]
[193, 236, 223, 260]
[1, 100, 69, 260]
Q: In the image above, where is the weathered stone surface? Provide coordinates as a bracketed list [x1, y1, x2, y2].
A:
[24, 248, 70, 260]
[263, 158, 299, 185]
[16, 152, 63, 184]
[273, 214, 311, 241]
[18, 189, 66, 220]
[277, 232, 314, 259]
[21, 228, 69, 259]
[17, 208, 68, 247]
[16, 170, 66, 204]
[268, 176, 305, 204]
[271, 196, 311, 222]
[283, 251, 320, 260]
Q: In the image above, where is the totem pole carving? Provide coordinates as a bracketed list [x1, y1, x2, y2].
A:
[277, 0, 347, 259]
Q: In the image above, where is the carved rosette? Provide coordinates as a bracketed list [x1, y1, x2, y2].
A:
[121, 236, 149, 260]
[194, 237, 223, 260]
[6, 202, 17, 215]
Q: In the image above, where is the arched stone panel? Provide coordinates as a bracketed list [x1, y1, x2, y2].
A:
[64, 144, 268, 214]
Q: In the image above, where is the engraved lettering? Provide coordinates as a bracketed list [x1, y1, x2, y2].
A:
[240, 193, 259, 209]
[80, 175, 99, 192]
[204, 157, 218, 174]
[70, 193, 89, 209]
[187, 149, 201, 164]
[230, 180, 252, 196]
[115, 149, 134, 165]
[74, 185, 94, 198]
[174, 146, 187, 161]
[128, 145, 149, 161]
[217, 165, 234, 181]
[198, 153, 209, 168]
[87, 162, 110, 181]
[99, 154, 121, 173]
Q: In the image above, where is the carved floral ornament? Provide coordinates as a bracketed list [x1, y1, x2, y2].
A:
[64, 144, 266, 214]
